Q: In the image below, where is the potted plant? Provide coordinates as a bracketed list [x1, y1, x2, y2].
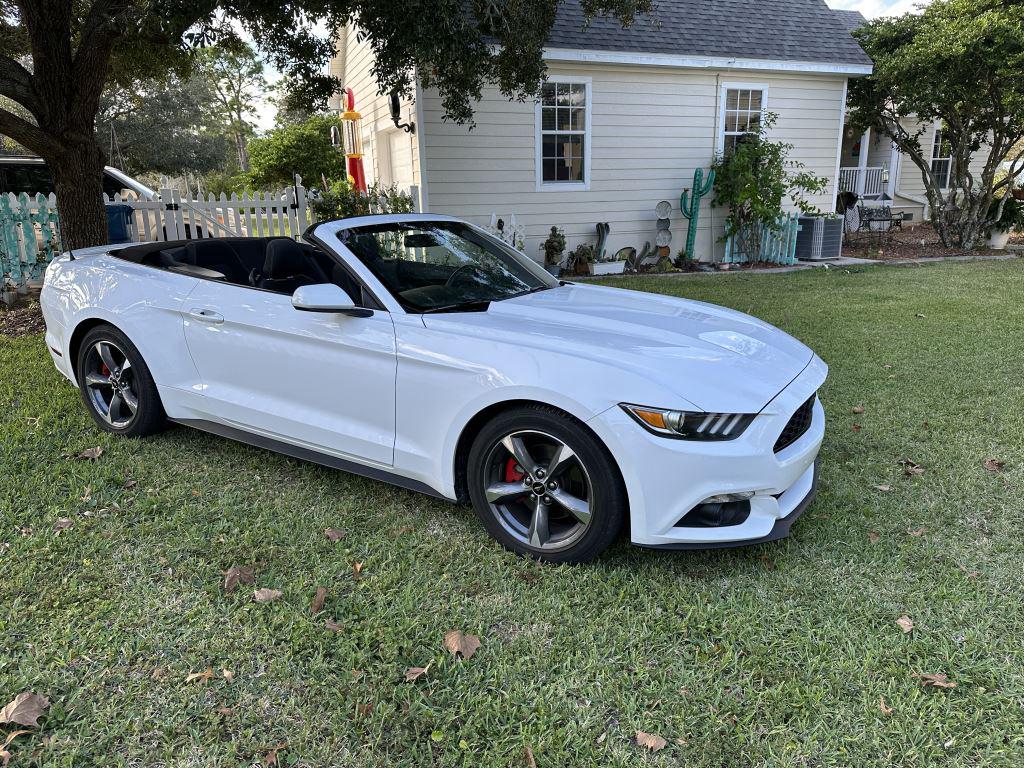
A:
[540, 226, 566, 276]
[986, 195, 1023, 249]
[567, 243, 595, 275]
[591, 246, 630, 275]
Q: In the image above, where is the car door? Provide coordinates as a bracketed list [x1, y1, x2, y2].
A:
[182, 279, 398, 466]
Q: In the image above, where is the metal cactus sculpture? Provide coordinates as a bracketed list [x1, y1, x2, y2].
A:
[679, 168, 715, 260]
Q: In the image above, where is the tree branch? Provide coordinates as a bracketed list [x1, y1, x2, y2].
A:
[0, 54, 37, 113]
[0, 106, 58, 155]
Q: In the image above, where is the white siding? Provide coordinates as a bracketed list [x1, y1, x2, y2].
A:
[421, 63, 847, 261]
[329, 26, 422, 207]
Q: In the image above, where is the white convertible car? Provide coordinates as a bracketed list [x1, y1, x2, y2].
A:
[41, 214, 826, 563]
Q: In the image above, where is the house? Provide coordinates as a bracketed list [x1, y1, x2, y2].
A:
[329, 0, 874, 262]
[833, 9, 989, 223]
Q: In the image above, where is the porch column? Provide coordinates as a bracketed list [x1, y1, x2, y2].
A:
[856, 127, 871, 197]
[886, 140, 900, 199]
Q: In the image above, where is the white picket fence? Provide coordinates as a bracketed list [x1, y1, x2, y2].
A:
[107, 179, 316, 242]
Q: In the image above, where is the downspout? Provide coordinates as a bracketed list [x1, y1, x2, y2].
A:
[414, 72, 430, 213]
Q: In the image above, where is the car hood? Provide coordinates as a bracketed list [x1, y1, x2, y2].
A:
[422, 283, 814, 413]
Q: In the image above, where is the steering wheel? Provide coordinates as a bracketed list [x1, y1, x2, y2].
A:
[444, 263, 487, 289]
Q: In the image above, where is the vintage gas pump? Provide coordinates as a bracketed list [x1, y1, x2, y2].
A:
[339, 87, 367, 194]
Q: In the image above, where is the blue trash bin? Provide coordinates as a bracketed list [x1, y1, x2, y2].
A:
[106, 203, 134, 244]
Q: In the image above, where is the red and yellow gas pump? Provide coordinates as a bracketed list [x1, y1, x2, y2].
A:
[340, 87, 367, 194]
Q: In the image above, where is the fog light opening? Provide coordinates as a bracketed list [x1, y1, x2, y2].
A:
[674, 499, 752, 529]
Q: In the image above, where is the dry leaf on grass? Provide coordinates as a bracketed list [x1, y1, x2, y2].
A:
[77, 446, 104, 461]
[0, 693, 49, 727]
[851, 424, 862, 432]
[907, 527, 926, 537]
[254, 588, 282, 603]
[262, 743, 286, 766]
[352, 562, 364, 580]
[324, 619, 342, 633]
[872, 484, 891, 492]
[216, 706, 234, 716]
[868, 531, 881, 544]
[221, 669, 234, 684]
[915, 672, 956, 689]
[635, 731, 667, 752]
[899, 458, 925, 476]
[185, 668, 215, 685]
[223, 565, 255, 593]
[852, 406, 865, 414]
[404, 663, 431, 682]
[310, 587, 327, 615]
[1, 730, 31, 768]
[896, 615, 914, 634]
[53, 518, 74, 532]
[524, 745, 537, 768]
[879, 696, 894, 715]
[983, 458, 1004, 473]
[150, 667, 167, 680]
[324, 527, 345, 542]
[443, 630, 481, 660]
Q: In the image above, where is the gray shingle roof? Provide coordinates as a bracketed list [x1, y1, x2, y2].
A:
[546, 0, 873, 68]
[833, 8, 869, 33]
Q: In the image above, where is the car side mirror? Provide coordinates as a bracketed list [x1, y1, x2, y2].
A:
[292, 283, 372, 317]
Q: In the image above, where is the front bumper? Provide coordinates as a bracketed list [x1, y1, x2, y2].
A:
[588, 354, 827, 548]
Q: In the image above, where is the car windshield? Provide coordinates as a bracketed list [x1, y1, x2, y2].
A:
[338, 221, 556, 312]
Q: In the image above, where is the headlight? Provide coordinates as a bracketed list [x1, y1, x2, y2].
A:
[620, 404, 755, 441]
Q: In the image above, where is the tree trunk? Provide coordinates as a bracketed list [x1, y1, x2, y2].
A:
[47, 138, 109, 250]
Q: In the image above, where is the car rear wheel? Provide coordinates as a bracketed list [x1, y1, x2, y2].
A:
[77, 325, 166, 438]
[467, 406, 626, 563]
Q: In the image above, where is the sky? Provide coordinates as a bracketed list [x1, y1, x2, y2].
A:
[250, 1, 933, 131]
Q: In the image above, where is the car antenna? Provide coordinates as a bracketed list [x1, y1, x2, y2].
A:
[68, 249, 76, 261]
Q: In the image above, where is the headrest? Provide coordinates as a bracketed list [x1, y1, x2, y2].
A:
[264, 238, 308, 276]
[185, 239, 239, 266]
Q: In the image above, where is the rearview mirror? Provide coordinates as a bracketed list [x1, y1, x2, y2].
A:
[292, 284, 372, 317]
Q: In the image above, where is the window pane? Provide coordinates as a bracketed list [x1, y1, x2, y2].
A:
[725, 113, 739, 132]
[556, 108, 573, 131]
[747, 111, 760, 131]
[568, 84, 586, 107]
[543, 159, 558, 182]
[726, 90, 739, 109]
[541, 107, 556, 131]
[541, 83, 556, 106]
[749, 90, 762, 111]
[556, 83, 572, 107]
[542, 135, 557, 159]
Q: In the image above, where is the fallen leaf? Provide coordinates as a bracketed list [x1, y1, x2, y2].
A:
[221, 668, 234, 684]
[907, 527, 926, 537]
[915, 672, 956, 689]
[254, 588, 282, 603]
[216, 706, 234, 716]
[896, 615, 914, 634]
[223, 565, 255, 593]
[352, 562, 364, 580]
[77, 446, 103, 460]
[443, 629, 481, 660]
[983, 458, 1004, 473]
[915, 313, 926, 319]
[868, 531, 881, 544]
[324, 619, 342, 633]
[404, 663, 431, 682]
[851, 423, 862, 432]
[310, 586, 327, 615]
[674, 737, 689, 746]
[185, 668, 215, 685]
[879, 696, 894, 715]
[524, 745, 537, 768]
[150, 667, 167, 680]
[324, 527, 345, 542]
[899, 458, 924, 476]
[852, 406, 865, 414]
[80, 486, 92, 501]
[1, 730, 31, 767]
[0, 693, 49, 727]
[595, 731, 607, 745]
[123, 478, 138, 490]
[872, 484, 891, 492]
[53, 518, 74, 532]
[635, 731, 667, 752]
[262, 743, 286, 766]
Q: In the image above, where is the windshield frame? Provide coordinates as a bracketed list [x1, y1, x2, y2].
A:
[332, 218, 559, 314]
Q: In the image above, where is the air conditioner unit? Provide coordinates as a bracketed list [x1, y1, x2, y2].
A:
[795, 216, 844, 261]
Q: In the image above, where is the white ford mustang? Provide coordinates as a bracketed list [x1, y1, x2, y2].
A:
[41, 214, 826, 563]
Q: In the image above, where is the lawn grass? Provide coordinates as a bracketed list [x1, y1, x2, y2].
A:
[2, 260, 1023, 767]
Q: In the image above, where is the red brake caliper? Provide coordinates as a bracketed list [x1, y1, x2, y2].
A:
[100, 363, 110, 376]
[504, 457, 525, 483]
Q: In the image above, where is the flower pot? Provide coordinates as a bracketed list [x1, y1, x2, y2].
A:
[591, 260, 627, 275]
[987, 230, 1012, 250]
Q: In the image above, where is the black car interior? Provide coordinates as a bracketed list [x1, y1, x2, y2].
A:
[113, 237, 374, 307]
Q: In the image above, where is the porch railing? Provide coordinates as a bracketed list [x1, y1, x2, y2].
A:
[839, 166, 886, 198]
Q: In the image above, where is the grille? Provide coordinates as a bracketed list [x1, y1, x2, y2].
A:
[774, 395, 816, 453]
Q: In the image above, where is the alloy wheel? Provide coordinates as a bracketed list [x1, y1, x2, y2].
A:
[482, 430, 594, 551]
[83, 340, 139, 428]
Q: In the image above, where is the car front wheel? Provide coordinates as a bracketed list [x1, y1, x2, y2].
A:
[467, 406, 626, 563]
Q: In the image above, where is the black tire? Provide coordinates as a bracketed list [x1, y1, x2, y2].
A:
[466, 405, 626, 564]
[76, 324, 166, 438]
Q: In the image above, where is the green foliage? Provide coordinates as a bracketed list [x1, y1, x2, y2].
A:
[247, 115, 347, 189]
[848, 0, 1024, 248]
[568, 243, 596, 264]
[986, 194, 1024, 235]
[309, 179, 414, 221]
[710, 113, 827, 263]
[541, 226, 566, 267]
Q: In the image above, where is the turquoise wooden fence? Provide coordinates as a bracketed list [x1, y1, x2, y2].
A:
[724, 212, 802, 265]
[0, 192, 62, 295]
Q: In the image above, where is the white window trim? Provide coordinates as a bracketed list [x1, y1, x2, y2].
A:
[929, 121, 952, 191]
[535, 76, 592, 192]
[717, 82, 769, 156]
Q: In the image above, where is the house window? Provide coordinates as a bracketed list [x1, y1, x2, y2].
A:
[931, 126, 953, 188]
[537, 80, 590, 188]
[719, 85, 768, 154]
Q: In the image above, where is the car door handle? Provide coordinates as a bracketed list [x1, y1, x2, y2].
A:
[189, 308, 224, 324]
